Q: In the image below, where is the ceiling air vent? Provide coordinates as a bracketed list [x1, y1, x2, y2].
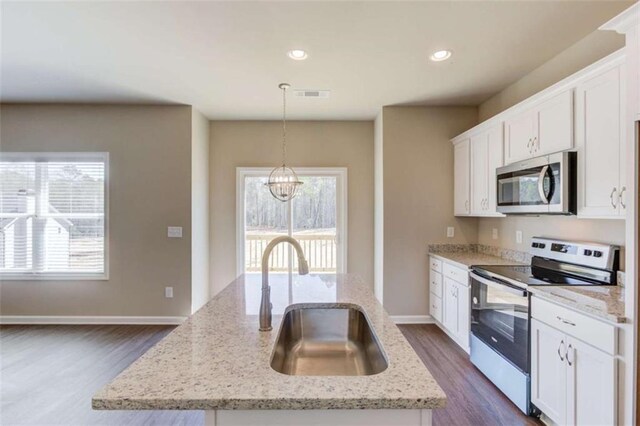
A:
[293, 89, 330, 99]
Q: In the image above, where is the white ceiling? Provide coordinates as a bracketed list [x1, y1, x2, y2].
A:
[0, 1, 632, 120]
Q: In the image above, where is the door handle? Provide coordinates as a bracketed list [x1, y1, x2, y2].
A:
[537, 165, 550, 204]
[566, 343, 574, 366]
[533, 137, 539, 152]
[610, 187, 618, 209]
[620, 187, 626, 209]
[558, 339, 565, 361]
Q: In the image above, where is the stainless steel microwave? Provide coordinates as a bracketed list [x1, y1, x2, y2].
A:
[496, 152, 576, 215]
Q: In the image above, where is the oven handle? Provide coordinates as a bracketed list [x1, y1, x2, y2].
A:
[470, 272, 528, 297]
[537, 165, 550, 204]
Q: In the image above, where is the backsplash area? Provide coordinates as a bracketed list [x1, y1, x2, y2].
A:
[477, 216, 626, 267]
[428, 243, 531, 264]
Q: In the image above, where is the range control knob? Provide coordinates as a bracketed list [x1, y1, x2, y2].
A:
[583, 249, 593, 256]
[532, 242, 540, 248]
[538, 243, 546, 249]
[593, 251, 603, 258]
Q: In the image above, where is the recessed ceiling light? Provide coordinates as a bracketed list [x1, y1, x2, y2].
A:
[430, 50, 452, 62]
[287, 49, 308, 60]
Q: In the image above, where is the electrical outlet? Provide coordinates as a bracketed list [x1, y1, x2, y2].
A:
[447, 227, 455, 238]
[516, 230, 523, 244]
[167, 226, 183, 238]
[492, 228, 499, 240]
[165, 286, 174, 298]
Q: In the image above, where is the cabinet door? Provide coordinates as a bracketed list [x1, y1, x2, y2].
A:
[470, 132, 488, 215]
[443, 278, 459, 335]
[455, 282, 470, 350]
[453, 139, 471, 216]
[566, 337, 616, 426]
[535, 90, 573, 156]
[531, 319, 567, 425]
[486, 124, 504, 215]
[576, 66, 623, 218]
[430, 293, 443, 323]
[505, 110, 535, 164]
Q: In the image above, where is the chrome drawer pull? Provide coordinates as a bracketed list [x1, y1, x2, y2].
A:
[556, 315, 576, 326]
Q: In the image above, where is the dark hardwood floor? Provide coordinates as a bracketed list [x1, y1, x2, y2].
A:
[398, 324, 542, 426]
[1, 323, 541, 425]
[0, 325, 203, 426]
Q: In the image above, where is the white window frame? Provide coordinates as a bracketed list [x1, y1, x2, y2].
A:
[0, 152, 109, 280]
[236, 167, 347, 277]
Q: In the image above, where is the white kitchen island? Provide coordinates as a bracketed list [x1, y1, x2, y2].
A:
[92, 274, 446, 426]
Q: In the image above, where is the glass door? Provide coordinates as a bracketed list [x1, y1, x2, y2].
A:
[238, 168, 346, 276]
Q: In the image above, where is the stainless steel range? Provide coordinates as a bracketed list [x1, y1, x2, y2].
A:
[469, 237, 619, 416]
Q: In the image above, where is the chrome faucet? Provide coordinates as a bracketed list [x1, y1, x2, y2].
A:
[259, 236, 309, 331]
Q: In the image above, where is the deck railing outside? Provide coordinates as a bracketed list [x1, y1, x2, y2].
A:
[245, 233, 337, 273]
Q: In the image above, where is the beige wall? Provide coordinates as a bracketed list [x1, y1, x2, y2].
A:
[381, 106, 478, 316]
[191, 109, 210, 313]
[480, 30, 625, 121]
[476, 30, 627, 262]
[209, 121, 374, 295]
[0, 104, 193, 317]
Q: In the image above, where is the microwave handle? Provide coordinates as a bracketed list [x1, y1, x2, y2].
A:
[537, 165, 550, 204]
[470, 272, 528, 297]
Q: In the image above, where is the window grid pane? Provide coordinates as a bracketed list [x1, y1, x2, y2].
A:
[0, 158, 106, 277]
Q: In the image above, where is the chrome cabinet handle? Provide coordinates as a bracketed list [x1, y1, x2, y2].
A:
[620, 187, 626, 209]
[566, 344, 574, 366]
[610, 187, 618, 209]
[533, 137, 539, 152]
[527, 138, 532, 154]
[556, 315, 576, 326]
[465, 200, 469, 211]
[558, 339, 565, 361]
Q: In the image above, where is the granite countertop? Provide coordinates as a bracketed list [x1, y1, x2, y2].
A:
[93, 274, 446, 411]
[429, 251, 527, 269]
[529, 285, 626, 324]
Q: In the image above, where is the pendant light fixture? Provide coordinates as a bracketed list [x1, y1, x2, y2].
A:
[266, 83, 303, 202]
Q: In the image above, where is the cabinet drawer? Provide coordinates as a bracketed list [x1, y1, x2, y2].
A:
[443, 262, 469, 286]
[429, 257, 442, 273]
[430, 271, 443, 297]
[430, 293, 442, 323]
[531, 296, 617, 355]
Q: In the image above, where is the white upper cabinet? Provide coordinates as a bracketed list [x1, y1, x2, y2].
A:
[505, 109, 536, 164]
[470, 123, 504, 216]
[505, 90, 573, 164]
[451, 50, 625, 221]
[536, 90, 574, 156]
[453, 138, 471, 216]
[576, 64, 626, 218]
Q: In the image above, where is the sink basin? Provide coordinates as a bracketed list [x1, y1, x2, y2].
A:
[270, 304, 388, 376]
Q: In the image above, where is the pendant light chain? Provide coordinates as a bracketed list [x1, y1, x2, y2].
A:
[267, 82, 302, 202]
[281, 84, 287, 167]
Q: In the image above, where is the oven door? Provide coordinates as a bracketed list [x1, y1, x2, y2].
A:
[470, 272, 530, 373]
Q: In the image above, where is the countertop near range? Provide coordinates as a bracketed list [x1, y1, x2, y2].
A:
[93, 274, 446, 411]
[528, 285, 626, 324]
[430, 249, 626, 324]
[429, 251, 527, 269]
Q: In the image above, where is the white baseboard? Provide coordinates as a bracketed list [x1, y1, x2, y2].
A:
[0, 316, 187, 325]
[390, 315, 434, 325]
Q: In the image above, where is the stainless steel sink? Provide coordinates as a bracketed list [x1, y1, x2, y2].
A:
[270, 305, 388, 376]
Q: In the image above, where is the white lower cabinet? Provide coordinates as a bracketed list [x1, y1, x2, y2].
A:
[531, 298, 617, 426]
[429, 256, 470, 352]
